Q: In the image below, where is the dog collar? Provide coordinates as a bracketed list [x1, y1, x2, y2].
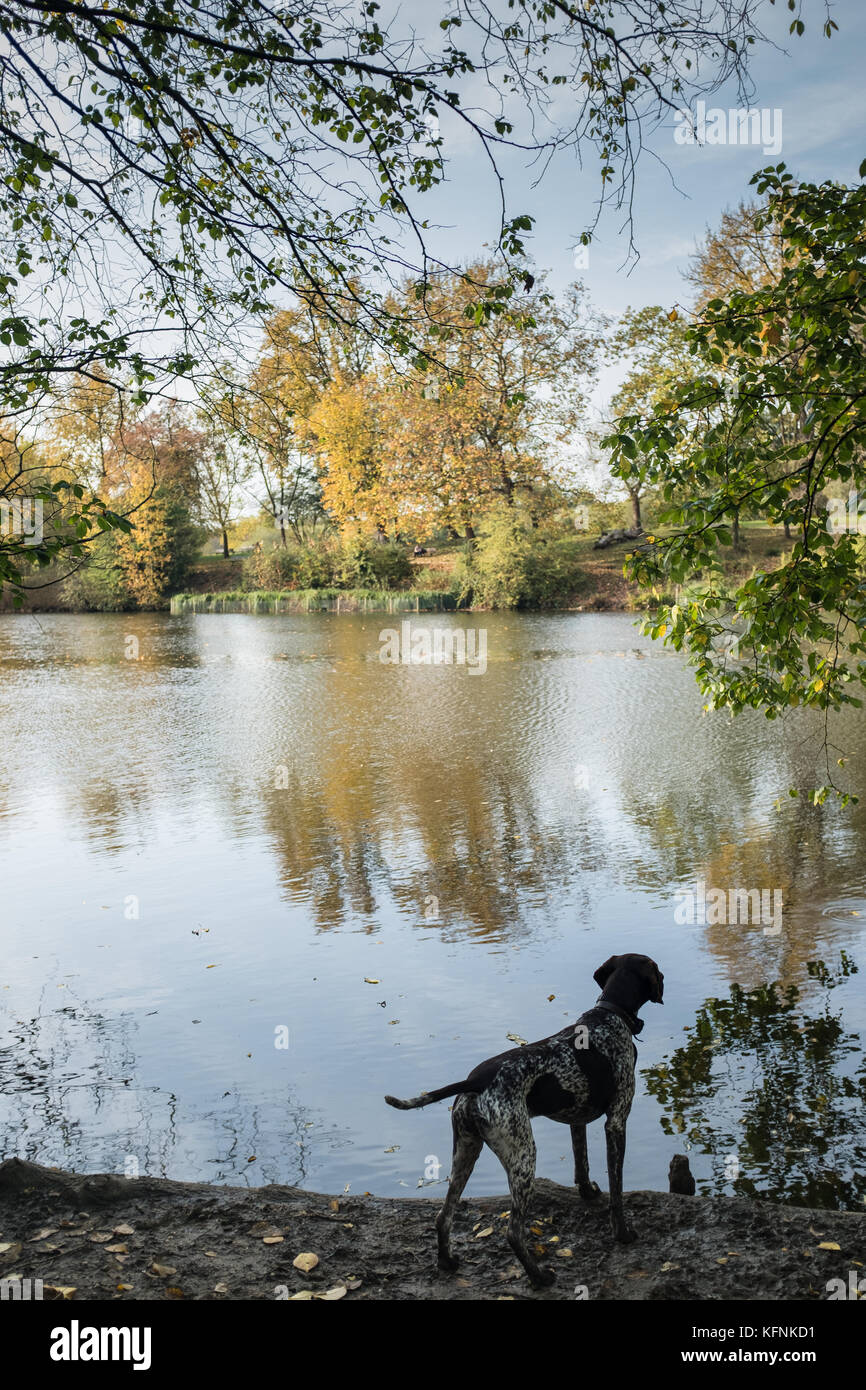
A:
[595, 999, 644, 1035]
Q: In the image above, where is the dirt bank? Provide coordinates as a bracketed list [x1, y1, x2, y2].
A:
[0, 1158, 862, 1301]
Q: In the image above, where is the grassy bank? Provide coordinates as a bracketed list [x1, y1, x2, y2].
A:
[170, 587, 463, 615]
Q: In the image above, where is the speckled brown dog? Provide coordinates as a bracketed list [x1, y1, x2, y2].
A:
[385, 952, 664, 1287]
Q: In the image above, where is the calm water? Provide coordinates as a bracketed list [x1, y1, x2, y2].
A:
[1, 611, 864, 1206]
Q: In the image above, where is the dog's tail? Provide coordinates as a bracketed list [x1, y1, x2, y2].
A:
[384, 1080, 475, 1110]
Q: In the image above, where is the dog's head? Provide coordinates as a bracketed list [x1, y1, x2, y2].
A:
[593, 953, 664, 1007]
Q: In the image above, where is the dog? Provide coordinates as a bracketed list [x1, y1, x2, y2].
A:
[384, 952, 664, 1287]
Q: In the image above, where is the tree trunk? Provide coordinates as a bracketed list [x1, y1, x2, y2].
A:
[221, 528, 229, 558]
[732, 512, 740, 547]
[630, 489, 642, 531]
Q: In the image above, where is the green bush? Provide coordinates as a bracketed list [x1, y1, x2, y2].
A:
[453, 506, 585, 608]
[241, 537, 411, 591]
[60, 533, 133, 611]
[334, 538, 412, 589]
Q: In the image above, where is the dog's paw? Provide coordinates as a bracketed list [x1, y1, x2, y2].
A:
[578, 1180, 602, 1201]
[530, 1266, 556, 1289]
[437, 1253, 460, 1274]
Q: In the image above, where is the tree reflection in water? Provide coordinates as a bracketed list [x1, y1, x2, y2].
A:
[643, 954, 865, 1209]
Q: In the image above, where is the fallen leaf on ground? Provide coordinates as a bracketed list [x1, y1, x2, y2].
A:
[263, 1236, 284, 1245]
[89, 1233, 114, 1244]
[214, 1283, 229, 1294]
[113, 1224, 134, 1236]
[44, 1286, 76, 1300]
[293, 1252, 319, 1272]
[660, 1261, 680, 1272]
[151, 1263, 177, 1278]
[166, 1287, 184, 1299]
[30, 1227, 58, 1242]
[475, 1227, 494, 1240]
[317, 1286, 347, 1300]
[290, 1290, 314, 1300]
[818, 1242, 841, 1251]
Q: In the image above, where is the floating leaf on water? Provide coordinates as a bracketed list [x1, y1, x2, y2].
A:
[506, 1033, 528, 1046]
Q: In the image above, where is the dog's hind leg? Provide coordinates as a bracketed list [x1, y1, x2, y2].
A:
[485, 1115, 554, 1288]
[435, 1103, 482, 1273]
[605, 1115, 636, 1243]
[570, 1121, 601, 1201]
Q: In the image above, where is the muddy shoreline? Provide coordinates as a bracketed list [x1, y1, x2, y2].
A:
[0, 1158, 862, 1301]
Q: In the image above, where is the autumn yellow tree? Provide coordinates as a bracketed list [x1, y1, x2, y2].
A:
[386, 262, 603, 536]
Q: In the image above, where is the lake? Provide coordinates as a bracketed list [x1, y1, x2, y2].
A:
[1, 611, 864, 1208]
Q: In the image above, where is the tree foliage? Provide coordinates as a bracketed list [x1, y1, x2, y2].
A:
[606, 164, 866, 801]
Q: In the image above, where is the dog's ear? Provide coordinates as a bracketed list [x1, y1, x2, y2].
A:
[593, 955, 620, 989]
[647, 961, 664, 1004]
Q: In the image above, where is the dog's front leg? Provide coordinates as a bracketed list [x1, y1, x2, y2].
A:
[604, 1117, 636, 1243]
[570, 1122, 600, 1200]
